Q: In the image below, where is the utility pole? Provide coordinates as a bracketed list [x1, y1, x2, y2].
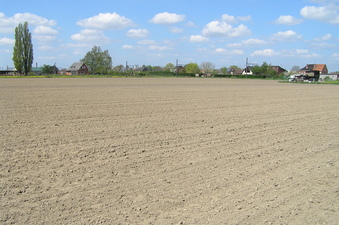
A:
[176, 59, 178, 76]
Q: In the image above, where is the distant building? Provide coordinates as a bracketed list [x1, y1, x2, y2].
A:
[31, 67, 43, 75]
[0, 67, 17, 76]
[271, 66, 287, 75]
[299, 64, 328, 81]
[66, 62, 90, 75]
[242, 66, 254, 75]
[228, 68, 243, 75]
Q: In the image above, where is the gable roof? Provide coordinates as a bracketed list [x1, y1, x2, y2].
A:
[300, 64, 326, 72]
[67, 62, 86, 71]
[313, 64, 326, 71]
[271, 66, 287, 72]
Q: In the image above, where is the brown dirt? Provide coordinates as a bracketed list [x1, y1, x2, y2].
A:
[1, 78, 338, 224]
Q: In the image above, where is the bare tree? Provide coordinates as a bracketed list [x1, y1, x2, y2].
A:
[200, 62, 215, 74]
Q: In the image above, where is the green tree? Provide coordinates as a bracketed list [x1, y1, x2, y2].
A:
[113, 64, 124, 72]
[219, 66, 228, 74]
[41, 64, 54, 74]
[251, 65, 262, 75]
[185, 63, 200, 73]
[163, 63, 175, 72]
[153, 66, 163, 72]
[12, 21, 33, 75]
[81, 46, 112, 74]
[229, 65, 241, 70]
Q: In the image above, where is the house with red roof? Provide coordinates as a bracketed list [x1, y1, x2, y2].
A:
[299, 64, 328, 81]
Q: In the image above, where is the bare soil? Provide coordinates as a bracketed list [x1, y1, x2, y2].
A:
[1, 78, 338, 224]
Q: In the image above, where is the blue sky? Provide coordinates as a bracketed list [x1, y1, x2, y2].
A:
[1, 0, 339, 72]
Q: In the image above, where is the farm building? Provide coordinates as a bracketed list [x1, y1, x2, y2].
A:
[299, 64, 328, 81]
[66, 62, 90, 75]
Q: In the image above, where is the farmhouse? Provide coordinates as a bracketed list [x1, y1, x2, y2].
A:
[271, 66, 287, 75]
[299, 64, 328, 81]
[242, 66, 254, 75]
[66, 62, 90, 75]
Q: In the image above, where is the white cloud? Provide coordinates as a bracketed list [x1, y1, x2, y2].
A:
[227, 38, 267, 47]
[231, 49, 244, 55]
[33, 25, 58, 35]
[238, 15, 252, 22]
[282, 49, 320, 58]
[332, 53, 339, 58]
[314, 33, 332, 41]
[221, 14, 237, 24]
[0, 12, 56, 33]
[221, 14, 251, 24]
[251, 49, 279, 57]
[300, 4, 339, 24]
[127, 29, 149, 38]
[311, 42, 336, 48]
[0, 37, 14, 45]
[186, 21, 196, 27]
[202, 21, 251, 37]
[33, 25, 58, 42]
[169, 27, 183, 33]
[34, 35, 57, 42]
[38, 45, 54, 51]
[149, 45, 171, 51]
[214, 48, 244, 54]
[215, 48, 227, 53]
[122, 45, 134, 50]
[149, 12, 185, 25]
[71, 29, 110, 44]
[189, 35, 209, 42]
[274, 15, 303, 25]
[77, 13, 135, 30]
[271, 30, 302, 41]
[137, 39, 157, 45]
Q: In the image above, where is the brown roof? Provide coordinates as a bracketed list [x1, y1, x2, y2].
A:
[300, 64, 326, 72]
[313, 64, 326, 71]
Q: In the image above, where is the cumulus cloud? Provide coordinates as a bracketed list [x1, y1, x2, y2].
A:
[300, 4, 339, 24]
[238, 15, 252, 22]
[149, 45, 171, 51]
[189, 35, 209, 42]
[251, 49, 279, 57]
[137, 39, 157, 45]
[214, 48, 244, 54]
[0, 37, 14, 45]
[311, 42, 336, 48]
[186, 21, 196, 27]
[122, 45, 134, 50]
[71, 29, 110, 44]
[281, 49, 320, 58]
[271, 30, 302, 41]
[221, 14, 252, 24]
[314, 33, 332, 41]
[202, 21, 251, 38]
[169, 27, 183, 33]
[127, 29, 149, 38]
[38, 45, 54, 51]
[274, 15, 303, 25]
[227, 38, 267, 47]
[221, 14, 238, 24]
[149, 12, 185, 25]
[77, 13, 135, 30]
[33, 25, 58, 35]
[0, 12, 56, 33]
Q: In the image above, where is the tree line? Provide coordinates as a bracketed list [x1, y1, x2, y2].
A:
[12, 22, 294, 77]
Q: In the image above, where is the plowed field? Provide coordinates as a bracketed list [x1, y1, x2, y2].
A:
[1, 78, 338, 224]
